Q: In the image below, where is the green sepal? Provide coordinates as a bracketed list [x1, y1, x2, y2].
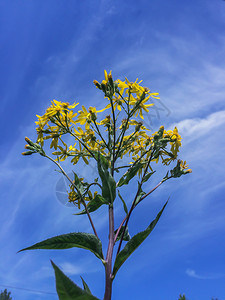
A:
[19, 232, 104, 262]
[97, 152, 116, 203]
[51, 260, 99, 300]
[117, 161, 143, 187]
[118, 190, 128, 215]
[75, 194, 108, 215]
[80, 276, 92, 294]
[114, 226, 131, 242]
[112, 201, 168, 277]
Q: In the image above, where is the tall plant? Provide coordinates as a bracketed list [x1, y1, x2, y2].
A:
[20, 71, 191, 300]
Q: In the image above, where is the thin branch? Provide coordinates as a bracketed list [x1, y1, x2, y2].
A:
[93, 119, 109, 149]
[44, 154, 99, 239]
[68, 129, 97, 161]
[114, 179, 163, 244]
[114, 214, 127, 244]
[138, 181, 162, 203]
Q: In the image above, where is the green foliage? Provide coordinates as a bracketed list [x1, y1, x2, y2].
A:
[112, 201, 168, 277]
[19, 232, 104, 262]
[0, 289, 12, 300]
[142, 171, 155, 183]
[178, 294, 187, 300]
[114, 226, 131, 242]
[51, 260, 99, 300]
[75, 194, 108, 215]
[80, 277, 92, 294]
[97, 153, 116, 204]
[117, 190, 128, 215]
[117, 161, 143, 187]
[134, 184, 146, 206]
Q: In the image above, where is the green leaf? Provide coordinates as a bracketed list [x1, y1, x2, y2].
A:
[134, 183, 146, 206]
[114, 226, 131, 242]
[113, 201, 168, 277]
[75, 194, 108, 215]
[118, 190, 128, 215]
[117, 161, 143, 187]
[142, 171, 155, 183]
[19, 232, 104, 262]
[97, 153, 116, 203]
[51, 260, 99, 300]
[72, 171, 86, 194]
[80, 276, 92, 294]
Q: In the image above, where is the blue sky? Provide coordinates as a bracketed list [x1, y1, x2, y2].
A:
[1, 0, 225, 299]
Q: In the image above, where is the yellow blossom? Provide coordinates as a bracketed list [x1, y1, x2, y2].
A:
[76, 106, 106, 129]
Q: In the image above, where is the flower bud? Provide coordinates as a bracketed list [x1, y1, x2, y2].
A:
[93, 80, 101, 89]
[25, 137, 34, 146]
[104, 115, 111, 127]
[135, 122, 143, 132]
[158, 126, 164, 137]
[108, 73, 114, 87]
[25, 144, 34, 150]
[89, 109, 97, 121]
[22, 151, 34, 156]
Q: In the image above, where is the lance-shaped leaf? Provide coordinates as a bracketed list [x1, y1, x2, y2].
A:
[97, 153, 116, 203]
[142, 171, 155, 183]
[113, 201, 168, 277]
[51, 260, 99, 300]
[134, 183, 146, 206]
[117, 161, 143, 187]
[80, 276, 92, 294]
[114, 226, 131, 242]
[75, 194, 108, 215]
[118, 190, 128, 215]
[19, 232, 104, 261]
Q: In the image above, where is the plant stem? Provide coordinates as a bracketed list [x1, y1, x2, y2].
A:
[104, 94, 116, 300]
[104, 205, 114, 300]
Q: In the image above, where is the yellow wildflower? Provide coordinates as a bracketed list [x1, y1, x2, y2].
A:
[76, 106, 106, 129]
[166, 127, 182, 157]
[115, 77, 159, 118]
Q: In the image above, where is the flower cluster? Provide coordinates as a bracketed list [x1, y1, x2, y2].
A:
[23, 70, 191, 206]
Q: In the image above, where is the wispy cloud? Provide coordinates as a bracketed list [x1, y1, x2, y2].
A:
[186, 268, 225, 280]
[59, 262, 83, 276]
[171, 110, 225, 142]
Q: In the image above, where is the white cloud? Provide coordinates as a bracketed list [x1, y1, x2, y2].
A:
[59, 259, 101, 276]
[186, 268, 225, 280]
[58, 262, 82, 276]
[171, 110, 225, 142]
